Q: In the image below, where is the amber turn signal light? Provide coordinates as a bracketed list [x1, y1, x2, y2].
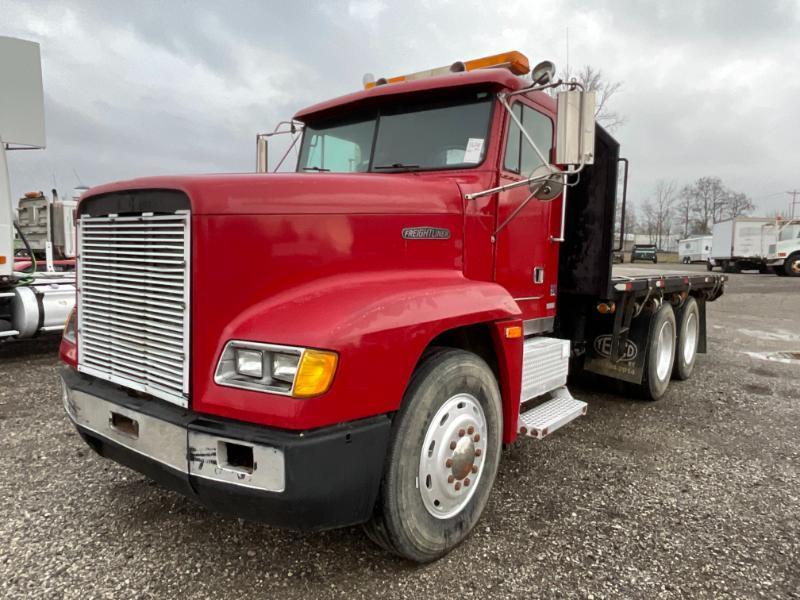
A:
[292, 350, 338, 398]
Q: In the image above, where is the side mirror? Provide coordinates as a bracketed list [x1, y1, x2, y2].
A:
[555, 90, 596, 166]
[531, 60, 556, 85]
[256, 135, 268, 173]
[528, 165, 564, 200]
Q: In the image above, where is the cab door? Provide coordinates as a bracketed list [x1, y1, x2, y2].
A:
[493, 99, 561, 327]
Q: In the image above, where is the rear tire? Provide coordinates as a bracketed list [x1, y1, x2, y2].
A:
[364, 348, 502, 562]
[639, 303, 676, 400]
[673, 297, 699, 380]
[785, 253, 800, 277]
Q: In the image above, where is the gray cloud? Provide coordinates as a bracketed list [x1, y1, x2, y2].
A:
[4, 0, 800, 216]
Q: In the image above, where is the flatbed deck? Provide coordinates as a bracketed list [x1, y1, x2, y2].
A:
[610, 266, 726, 299]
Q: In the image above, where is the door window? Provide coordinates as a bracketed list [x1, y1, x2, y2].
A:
[503, 103, 553, 176]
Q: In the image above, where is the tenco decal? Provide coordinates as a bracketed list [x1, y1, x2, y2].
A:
[402, 227, 451, 240]
[593, 334, 638, 362]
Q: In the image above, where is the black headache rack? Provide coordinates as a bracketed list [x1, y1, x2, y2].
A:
[553, 125, 727, 385]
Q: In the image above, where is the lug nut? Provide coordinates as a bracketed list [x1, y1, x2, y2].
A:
[464, 478, 470, 486]
[445, 458, 453, 468]
[458, 429, 465, 437]
[454, 482, 461, 491]
[448, 475, 454, 483]
[475, 449, 482, 457]
[473, 434, 481, 442]
[467, 426, 475, 435]
[471, 465, 478, 474]
[449, 441, 457, 450]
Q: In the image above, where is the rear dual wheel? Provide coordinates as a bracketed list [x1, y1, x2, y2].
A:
[640, 298, 700, 399]
[673, 297, 700, 380]
[640, 303, 676, 400]
[365, 349, 502, 562]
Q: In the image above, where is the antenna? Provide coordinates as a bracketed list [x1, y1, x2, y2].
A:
[72, 168, 84, 187]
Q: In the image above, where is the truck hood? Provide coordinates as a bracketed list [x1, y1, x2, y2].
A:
[83, 173, 465, 216]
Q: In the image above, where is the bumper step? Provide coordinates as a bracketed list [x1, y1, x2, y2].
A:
[518, 387, 587, 440]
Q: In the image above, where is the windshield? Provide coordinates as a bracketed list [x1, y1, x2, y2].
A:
[779, 223, 800, 241]
[297, 92, 493, 173]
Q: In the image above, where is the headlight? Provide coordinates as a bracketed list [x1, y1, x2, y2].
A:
[235, 348, 264, 378]
[215, 341, 337, 398]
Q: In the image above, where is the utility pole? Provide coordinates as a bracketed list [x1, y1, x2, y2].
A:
[787, 190, 800, 219]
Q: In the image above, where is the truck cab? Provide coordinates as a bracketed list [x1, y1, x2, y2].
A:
[767, 220, 800, 277]
[58, 51, 726, 562]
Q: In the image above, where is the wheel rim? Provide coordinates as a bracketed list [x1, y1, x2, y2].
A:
[682, 311, 698, 365]
[791, 258, 800, 274]
[418, 393, 487, 520]
[655, 319, 675, 381]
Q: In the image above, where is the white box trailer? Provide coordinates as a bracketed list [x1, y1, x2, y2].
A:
[710, 217, 777, 273]
[678, 235, 712, 264]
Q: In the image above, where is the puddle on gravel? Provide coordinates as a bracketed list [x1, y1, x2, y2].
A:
[738, 328, 800, 342]
[745, 351, 800, 365]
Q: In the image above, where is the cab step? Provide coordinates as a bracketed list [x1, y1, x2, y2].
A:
[517, 387, 587, 440]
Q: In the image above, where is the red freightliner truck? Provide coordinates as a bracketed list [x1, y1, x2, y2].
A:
[58, 51, 726, 562]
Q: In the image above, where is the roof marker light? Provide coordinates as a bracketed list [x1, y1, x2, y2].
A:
[363, 50, 531, 89]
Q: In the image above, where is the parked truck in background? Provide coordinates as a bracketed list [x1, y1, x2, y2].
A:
[709, 216, 777, 273]
[58, 51, 726, 562]
[679, 235, 712, 264]
[1, 37, 76, 342]
[766, 218, 800, 277]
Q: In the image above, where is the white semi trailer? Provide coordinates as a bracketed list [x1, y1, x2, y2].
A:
[1, 36, 75, 341]
[678, 235, 712, 264]
[709, 217, 777, 273]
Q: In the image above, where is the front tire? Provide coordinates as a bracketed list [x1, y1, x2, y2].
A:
[639, 303, 676, 400]
[785, 253, 800, 277]
[673, 297, 699, 380]
[364, 349, 503, 562]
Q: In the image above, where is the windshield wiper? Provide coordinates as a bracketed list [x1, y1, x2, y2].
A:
[302, 166, 330, 172]
[373, 163, 420, 171]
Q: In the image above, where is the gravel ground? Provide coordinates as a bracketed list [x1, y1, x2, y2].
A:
[1, 264, 798, 599]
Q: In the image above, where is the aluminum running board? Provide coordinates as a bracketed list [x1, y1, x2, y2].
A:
[518, 386, 587, 440]
[0, 330, 20, 339]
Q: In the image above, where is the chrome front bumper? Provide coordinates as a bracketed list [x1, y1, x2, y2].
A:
[60, 367, 392, 530]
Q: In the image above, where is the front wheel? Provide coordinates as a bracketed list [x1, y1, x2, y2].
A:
[364, 349, 503, 562]
[785, 253, 800, 277]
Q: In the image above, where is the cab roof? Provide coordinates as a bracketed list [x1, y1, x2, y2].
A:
[294, 68, 529, 123]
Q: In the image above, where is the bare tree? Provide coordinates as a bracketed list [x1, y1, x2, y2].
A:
[641, 180, 677, 249]
[550, 65, 625, 131]
[723, 192, 755, 220]
[681, 177, 728, 233]
[675, 191, 693, 239]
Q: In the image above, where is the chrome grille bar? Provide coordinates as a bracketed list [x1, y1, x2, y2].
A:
[77, 212, 191, 407]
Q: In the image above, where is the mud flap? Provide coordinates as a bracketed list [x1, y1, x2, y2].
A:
[583, 309, 653, 384]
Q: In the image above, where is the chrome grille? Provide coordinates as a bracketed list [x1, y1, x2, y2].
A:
[77, 212, 191, 407]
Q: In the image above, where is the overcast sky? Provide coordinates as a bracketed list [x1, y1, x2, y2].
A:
[3, 0, 800, 216]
